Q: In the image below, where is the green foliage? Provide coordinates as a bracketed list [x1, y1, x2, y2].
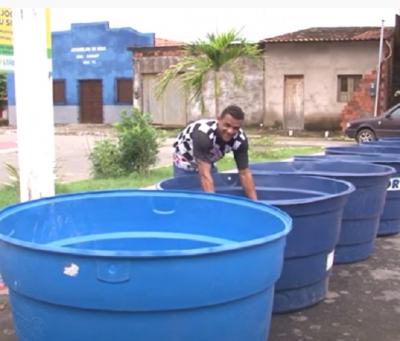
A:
[0, 185, 18, 209]
[186, 30, 260, 70]
[0, 73, 6, 100]
[1, 163, 20, 198]
[89, 140, 123, 178]
[114, 109, 159, 174]
[89, 108, 159, 178]
[156, 29, 261, 116]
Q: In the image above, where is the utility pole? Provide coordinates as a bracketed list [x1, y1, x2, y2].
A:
[374, 20, 385, 117]
[12, 8, 55, 201]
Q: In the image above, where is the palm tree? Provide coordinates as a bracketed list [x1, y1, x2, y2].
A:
[156, 29, 261, 117]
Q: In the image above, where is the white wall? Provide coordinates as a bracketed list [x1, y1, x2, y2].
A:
[197, 58, 264, 123]
[264, 41, 380, 129]
[8, 106, 16, 125]
[8, 105, 132, 126]
[104, 105, 132, 124]
[54, 106, 79, 124]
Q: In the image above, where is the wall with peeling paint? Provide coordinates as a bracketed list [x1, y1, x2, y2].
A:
[264, 41, 381, 130]
[133, 48, 264, 126]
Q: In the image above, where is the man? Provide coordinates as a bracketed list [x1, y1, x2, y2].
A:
[172, 105, 257, 200]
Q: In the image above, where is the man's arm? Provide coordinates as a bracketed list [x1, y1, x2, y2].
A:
[233, 138, 257, 200]
[192, 130, 215, 193]
[197, 159, 214, 192]
[239, 168, 257, 200]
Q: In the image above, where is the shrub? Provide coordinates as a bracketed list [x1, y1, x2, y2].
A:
[89, 139, 124, 178]
[89, 108, 159, 178]
[114, 109, 159, 174]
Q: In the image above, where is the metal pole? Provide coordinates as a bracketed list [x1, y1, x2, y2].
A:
[13, 8, 55, 201]
[374, 20, 385, 117]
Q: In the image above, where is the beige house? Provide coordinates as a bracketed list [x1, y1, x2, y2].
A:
[261, 27, 394, 130]
[131, 27, 395, 130]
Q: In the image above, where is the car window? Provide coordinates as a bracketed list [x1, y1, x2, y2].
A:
[390, 107, 400, 118]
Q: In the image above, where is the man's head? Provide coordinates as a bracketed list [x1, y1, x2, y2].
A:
[217, 105, 245, 142]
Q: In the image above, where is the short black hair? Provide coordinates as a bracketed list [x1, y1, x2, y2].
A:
[221, 105, 245, 120]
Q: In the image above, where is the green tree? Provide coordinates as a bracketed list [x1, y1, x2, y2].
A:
[156, 29, 261, 116]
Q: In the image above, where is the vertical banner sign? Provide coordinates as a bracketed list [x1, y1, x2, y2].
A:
[0, 8, 13, 71]
[46, 8, 51, 59]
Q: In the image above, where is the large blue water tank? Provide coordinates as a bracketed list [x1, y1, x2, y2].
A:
[158, 173, 354, 313]
[0, 190, 291, 341]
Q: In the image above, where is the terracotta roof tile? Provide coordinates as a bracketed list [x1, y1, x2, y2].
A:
[155, 37, 185, 47]
[261, 27, 394, 43]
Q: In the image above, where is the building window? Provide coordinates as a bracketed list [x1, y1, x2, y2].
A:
[53, 79, 66, 104]
[337, 75, 362, 102]
[116, 78, 133, 104]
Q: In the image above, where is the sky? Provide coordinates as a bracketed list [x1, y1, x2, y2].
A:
[50, 8, 400, 43]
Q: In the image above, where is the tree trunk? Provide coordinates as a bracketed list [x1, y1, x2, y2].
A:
[214, 71, 220, 117]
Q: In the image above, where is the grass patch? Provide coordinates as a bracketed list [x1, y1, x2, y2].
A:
[217, 146, 322, 171]
[56, 167, 172, 194]
[0, 146, 321, 209]
[0, 186, 18, 209]
[156, 127, 180, 138]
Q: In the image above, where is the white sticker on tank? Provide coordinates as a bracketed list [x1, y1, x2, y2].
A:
[64, 263, 79, 277]
[326, 251, 335, 271]
[387, 178, 400, 191]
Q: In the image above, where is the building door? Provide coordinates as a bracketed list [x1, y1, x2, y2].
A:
[79, 80, 103, 123]
[142, 74, 186, 126]
[284, 76, 304, 130]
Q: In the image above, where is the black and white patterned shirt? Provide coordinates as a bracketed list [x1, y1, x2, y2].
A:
[173, 119, 248, 171]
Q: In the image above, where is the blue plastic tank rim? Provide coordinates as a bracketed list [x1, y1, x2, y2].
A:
[47, 231, 236, 247]
[250, 161, 396, 178]
[295, 154, 400, 164]
[157, 176, 355, 206]
[0, 189, 292, 258]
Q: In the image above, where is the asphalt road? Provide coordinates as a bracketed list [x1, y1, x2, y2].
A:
[0, 129, 174, 185]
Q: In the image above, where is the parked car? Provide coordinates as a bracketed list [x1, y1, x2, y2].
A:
[345, 103, 400, 143]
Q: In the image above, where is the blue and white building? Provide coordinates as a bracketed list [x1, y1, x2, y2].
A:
[7, 21, 154, 125]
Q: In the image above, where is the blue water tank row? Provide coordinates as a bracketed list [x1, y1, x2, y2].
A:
[326, 143, 400, 236]
[158, 173, 355, 313]
[296, 154, 400, 236]
[0, 144, 398, 340]
[159, 159, 395, 315]
[249, 161, 394, 264]
[326, 142, 400, 236]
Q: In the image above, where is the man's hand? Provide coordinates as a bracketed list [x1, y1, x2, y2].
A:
[239, 168, 258, 200]
[197, 160, 214, 193]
